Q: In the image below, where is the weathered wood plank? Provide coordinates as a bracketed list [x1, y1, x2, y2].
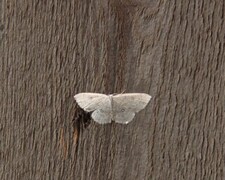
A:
[0, 0, 225, 179]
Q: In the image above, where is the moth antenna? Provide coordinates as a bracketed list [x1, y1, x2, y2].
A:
[120, 89, 126, 94]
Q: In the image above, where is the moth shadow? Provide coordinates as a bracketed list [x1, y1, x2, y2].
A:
[72, 104, 92, 130]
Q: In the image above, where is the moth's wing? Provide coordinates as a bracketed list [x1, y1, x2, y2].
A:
[113, 93, 151, 112]
[114, 112, 135, 124]
[112, 93, 151, 124]
[91, 110, 112, 124]
[74, 93, 110, 112]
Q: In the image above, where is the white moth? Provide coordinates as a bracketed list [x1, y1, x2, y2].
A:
[74, 93, 151, 124]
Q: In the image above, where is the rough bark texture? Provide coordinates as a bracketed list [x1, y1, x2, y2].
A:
[1, 0, 225, 179]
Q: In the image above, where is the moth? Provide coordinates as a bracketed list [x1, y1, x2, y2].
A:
[74, 93, 151, 124]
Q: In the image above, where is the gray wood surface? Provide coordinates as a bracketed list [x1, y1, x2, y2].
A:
[1, 0, 225, 179]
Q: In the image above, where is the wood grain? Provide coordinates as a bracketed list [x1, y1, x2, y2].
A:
[0, 0, 225, 179]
